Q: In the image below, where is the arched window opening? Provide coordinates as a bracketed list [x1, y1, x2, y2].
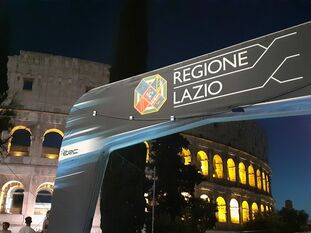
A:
[230, 198, 240, 224]
[266, 175, 270, 193]
[227, 159, 236, 182]
[9, 189, 24, 214]
[239, 162, 246, 184]
[251, 202, 258, 220]
[256, 169, 262, 190]
[197, 151, 208, 175]
[0, 181, 24, 214]
[242, 201, 250, 223]
[262, 172, 267, 192]
[42, 130, 63, 159]
[34, 183, 54, 215]
[8, 126, 32, 157]
[213, 154, 223, 179]
[200, 194, 210, 202]
[180, 147, 191, 166]
[260, 204, 265, 213]
[248, 165, 255, 187]
[265, 205, 269, 212]
[35, 190, 52, 215]
[216, 197, 227, 223]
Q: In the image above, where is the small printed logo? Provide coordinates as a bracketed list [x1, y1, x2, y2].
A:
[134, 74, 167, 115]
[60, 148, 79, 157]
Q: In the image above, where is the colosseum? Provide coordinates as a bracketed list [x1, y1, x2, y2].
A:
[0, 51, 273, 232]
[0, 51, 110, 232]
[182, 121, 274, 230]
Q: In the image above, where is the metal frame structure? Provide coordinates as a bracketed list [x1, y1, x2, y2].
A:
[48, 22, 311, 233]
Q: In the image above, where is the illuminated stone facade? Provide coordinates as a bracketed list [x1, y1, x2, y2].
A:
[181, 121, 274, 230]
[0, 51, 110, 233]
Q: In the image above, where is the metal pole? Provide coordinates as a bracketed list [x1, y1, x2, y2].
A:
[151, 166, 156, 233]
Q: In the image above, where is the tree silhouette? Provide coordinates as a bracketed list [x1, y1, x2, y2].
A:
[0, 4, 14, 158]
[100, 144, 147, 233]
[145, 134, 216, 233]
[244, 208, 309, 233]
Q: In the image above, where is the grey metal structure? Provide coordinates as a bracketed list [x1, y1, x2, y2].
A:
[48, 22, 311, 233]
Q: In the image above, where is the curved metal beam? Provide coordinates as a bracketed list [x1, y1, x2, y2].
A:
[48, 22, 311, 233]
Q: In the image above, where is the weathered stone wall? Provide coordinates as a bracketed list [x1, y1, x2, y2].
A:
[186, 121, 267, 162]
[0, 51, 109, 233]
[6, 51, 110, 113]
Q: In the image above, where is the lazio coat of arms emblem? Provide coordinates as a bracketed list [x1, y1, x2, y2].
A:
[134, 74, 167, 115]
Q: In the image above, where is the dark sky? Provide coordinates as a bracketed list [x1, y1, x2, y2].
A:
[1, 0, 311, 216]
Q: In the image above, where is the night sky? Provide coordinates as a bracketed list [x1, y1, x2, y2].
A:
[1, 0, 310, 216]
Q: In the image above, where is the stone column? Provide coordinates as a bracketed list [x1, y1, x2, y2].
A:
[29, 125, 43, 158]
[239, 197, 244, 225]
[22, 175, 35, 216]
[208, 152, 213, 179]
[226, 196, 231, 226]
[223, 154, 228, 181]
[21, 177, 30, 216]
[235, 158, 239, 184]
[245, 162, 249, 187]
[268, 174, 272, 194]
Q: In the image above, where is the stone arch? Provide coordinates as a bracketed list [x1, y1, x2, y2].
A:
[197, 150, 208, 175]
[242, 201, 250, 223]
[251, 202, 259, 219]
[0, 180, 24, 214]
[42, 129, 64, 159]
[230, 198, 240, 224]
[239, 162, 247, 184]
[199, 194, 210, 202]
[227, 158, 236, 182]
[36, 182, 54, 193]
[180, 147, 191, 166]
[34, 182, 54, 215]
[248, 164, 255, 187]
[213, 154, 223, 179]
[260, 204, 265, 213]
[8, 126, 32, 156]
[216, 196, 227, 223]
[43, 128, 64, 138]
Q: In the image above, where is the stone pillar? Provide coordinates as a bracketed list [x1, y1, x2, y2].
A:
[235, 158, 239, 184]
[255, 167, 262, 190]
[259, 169, 263, 191]
[223, 154, 228, 181]
[226, 196, 231, 226]
[245, 162, 249, 187]
[239, 197, 244, 225]
[208, 152, 213, 179]
[254, 166, 258, 189]
[29, 125, 43, 158]
[269, 174, 272, 194]
[22, 175, 35, 216]
[21, 177, 31, 216]
[238, 199, 242, 225]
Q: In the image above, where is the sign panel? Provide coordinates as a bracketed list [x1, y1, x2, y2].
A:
[49, 22, 311, 233]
